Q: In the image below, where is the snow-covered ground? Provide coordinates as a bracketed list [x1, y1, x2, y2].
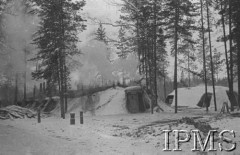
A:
[1, 87, 240, 155]
[1, 110, 240, 155]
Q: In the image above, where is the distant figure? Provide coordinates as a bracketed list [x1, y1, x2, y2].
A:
[0, 100, 2, 108]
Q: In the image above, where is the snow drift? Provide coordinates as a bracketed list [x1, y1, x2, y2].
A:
[51, 87, 127, 116]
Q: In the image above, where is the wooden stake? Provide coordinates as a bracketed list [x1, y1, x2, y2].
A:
[38, 109, 41, 123]
[80, 111, 83, 124]
[70, 113, 75, 125]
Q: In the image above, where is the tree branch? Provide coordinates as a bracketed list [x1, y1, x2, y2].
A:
[88, 16, 135, 27]
[121, 0, 140, 13]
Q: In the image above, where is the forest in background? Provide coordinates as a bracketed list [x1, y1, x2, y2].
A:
[0, 0, 240, 116]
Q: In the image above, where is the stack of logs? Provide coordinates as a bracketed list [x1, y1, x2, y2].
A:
[0, 105, 36, 120]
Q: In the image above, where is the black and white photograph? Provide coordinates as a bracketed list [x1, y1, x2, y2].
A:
[0, 0, 240, 154]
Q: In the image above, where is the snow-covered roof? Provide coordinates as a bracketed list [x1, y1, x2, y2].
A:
[125, 86, 142, 93]
[168, 86, 231, 110]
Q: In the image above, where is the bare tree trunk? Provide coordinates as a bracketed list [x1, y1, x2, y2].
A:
[56, 0, 63, 119]
[228, 0, 234, 111]
[43, 82, 46, 94]
[148, 38, 154, 114]
[174, 0, 179, 113]
[145, 43, 149, 90]
[147, 39, 151, 92]
[64, 65, 68, 113]
[59, 0, 65, 119]
[220, 0, 231, 96]
[135, 0, 141, 75]
[153, 0, 158, 112]
[163, 64, 166, 100]
[142, 43, 145, 74]
[33, 85, 36, 100]
[14, 73, 18, 104]
[200, 0, 208, 111]
[238, 42, 240, 109]
[24, 49, 27, 101]
[58, 53, 65, 119]
[206, 0, 217, 111]
[188, 51, 190, 87]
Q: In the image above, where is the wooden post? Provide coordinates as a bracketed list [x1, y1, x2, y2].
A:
[64, 93, 68, 114]
[40, 83, 43, 93]
[80, 111, 83, 124]
[70, 113, 75, 125]
[38, 109, 41, 123]
[33, 85, 36, 100]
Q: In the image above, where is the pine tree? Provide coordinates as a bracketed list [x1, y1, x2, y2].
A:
[231, 0, 240, 108]
[157, 27, 168, 99]
[215, 0, 231, 97]
[95, 22, 107, 44]
[115, 27, 132, 59]
[118, 0, 168, 113]
[164, 0, 199, 113]
[215, 0, 237, 110]
[228, 0, 234, 111]
[119, 0, 198, 113]
[178, 40, 197, 87]
[206, 0, 217, 111]
[0, 0, 9, 52]
[200, 0, 208, 111]
[31, 0, 86, 118]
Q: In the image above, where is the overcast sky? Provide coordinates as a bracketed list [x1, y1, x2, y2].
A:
[79, 0, 121, 45]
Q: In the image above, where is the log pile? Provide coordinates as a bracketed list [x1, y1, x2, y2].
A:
[0, 105, 36, 120]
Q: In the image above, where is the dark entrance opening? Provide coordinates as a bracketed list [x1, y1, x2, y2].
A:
[165, 95, 174, 105]
[125, 86, 146, 113]
[226, 90, 238, 107]
[197, 92, 212, 107]
[126, 93, 139, 113]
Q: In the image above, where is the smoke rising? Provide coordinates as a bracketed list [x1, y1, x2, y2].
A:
[70, 41, 140, 89]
